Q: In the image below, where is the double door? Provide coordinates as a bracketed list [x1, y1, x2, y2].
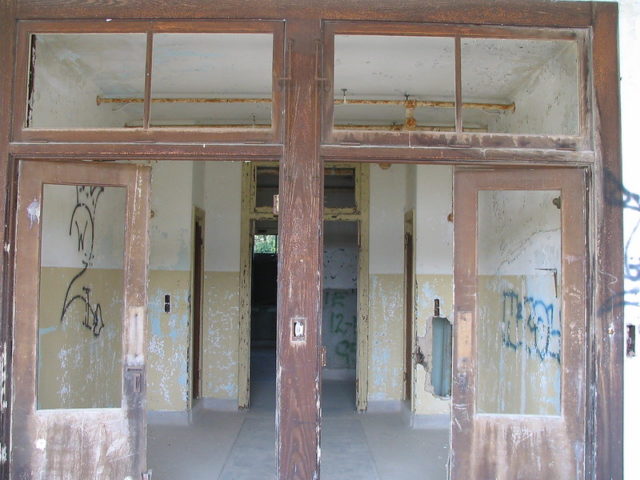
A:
[11, 161, 587, 479]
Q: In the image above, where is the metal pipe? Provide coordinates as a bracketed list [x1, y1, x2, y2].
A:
[98, 95, 515, 112]
[124, 121, 487, 132]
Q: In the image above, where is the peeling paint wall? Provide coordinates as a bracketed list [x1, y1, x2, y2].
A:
[200, 162, 242, 401]
[476, 190, 562, 415]
[368, 165, 406, 402]
[147, 161, 194, 411]
[30, 34, 145, 128]
[38, 185, 126, 409]
[489, 42, 579, 135]
[201, 271, 239, 399]
[323, 222, 358, 374]
[413, 166, 454, 416]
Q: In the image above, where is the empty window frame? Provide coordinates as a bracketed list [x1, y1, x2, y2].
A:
[323, 22, 589, 149]
[15, 21, 284, 143]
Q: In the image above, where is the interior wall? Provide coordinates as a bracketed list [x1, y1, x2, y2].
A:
[368, 164, 406, 402]
[413, 165, 454, 416]
[476, 190, 561, 415]
[200, 161, 242, 401]
[147, 161, 194, 411]
[489, 42, 579, 135]
[38, 185, 125, 409]
[323, 222, 358, 376]
[29, 38, 135, 128]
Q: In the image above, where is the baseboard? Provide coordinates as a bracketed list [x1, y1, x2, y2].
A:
[194, 397, 238, 411]
[365, 400, 403, 413]
[410, 413, 450, 430]
[147, 410, 192, 426]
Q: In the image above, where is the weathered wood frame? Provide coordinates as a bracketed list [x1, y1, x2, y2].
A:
[0, 1, 622, 479]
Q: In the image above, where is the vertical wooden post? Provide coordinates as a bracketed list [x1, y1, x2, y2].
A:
[277, 18, 324, 480]
[0, 1, 17, 477]
[592, 3, 623, 479]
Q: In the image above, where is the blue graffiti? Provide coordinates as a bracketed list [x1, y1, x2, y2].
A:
[603, 170, 640, 313]
[501, 290, 561, 363]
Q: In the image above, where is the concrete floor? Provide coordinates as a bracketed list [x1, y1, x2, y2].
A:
[148, 348, 449, 479]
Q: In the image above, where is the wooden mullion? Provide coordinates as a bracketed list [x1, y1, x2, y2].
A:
[277, 18, 323, 480]
[455, 37, 463, 134]
[143, 31, 153, 130]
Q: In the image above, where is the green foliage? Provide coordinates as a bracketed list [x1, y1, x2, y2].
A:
[254, 234, 278, 254]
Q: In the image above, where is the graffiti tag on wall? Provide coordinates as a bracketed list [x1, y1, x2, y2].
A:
[603, 171, 640, 313]
[501, 289, 561, 363]
[323, 290, 357, 369]
[60, 186, 105, 336]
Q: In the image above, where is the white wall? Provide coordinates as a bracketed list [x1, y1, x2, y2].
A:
[204, 162, 242, 272]
[369, 164, 406, 274]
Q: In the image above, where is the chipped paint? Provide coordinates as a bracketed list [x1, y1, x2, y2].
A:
[201, 271, 240, 400]
[26, 199, 40, 228]
[368, 274, 404, 401]
[147, 270, 191, 411]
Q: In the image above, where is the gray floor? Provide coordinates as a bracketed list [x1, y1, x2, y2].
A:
[148, 348, 449, 480]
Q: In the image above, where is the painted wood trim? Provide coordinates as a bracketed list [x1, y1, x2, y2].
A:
[403, 209, 416, 411]
[238, 163, 253, 409]
[356, 164, 369, 412]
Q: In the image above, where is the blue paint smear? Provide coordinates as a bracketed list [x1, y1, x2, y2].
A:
[39, 326, 58, 335]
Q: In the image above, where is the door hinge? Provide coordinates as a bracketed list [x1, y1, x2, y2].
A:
[141, 470, 152, 480]
[273, 194, 279, 216]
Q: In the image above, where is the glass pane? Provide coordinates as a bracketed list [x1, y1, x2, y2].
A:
[38, 185, 126, 409]
[461, 38, 579, 135]
[334, 35, 455, 131]
[150, 34, 273, 128]
[324, 167, 356, 209]
[477, 190, 562, 415]
[28, 34, 146, 128]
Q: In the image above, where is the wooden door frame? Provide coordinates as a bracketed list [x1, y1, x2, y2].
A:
[403, 210, 416, 408]
[189, 207, 205, 406]
[0, 2, 623, 479]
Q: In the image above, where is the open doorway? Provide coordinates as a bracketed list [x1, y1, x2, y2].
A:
[250, 220, 278, 409]
[322, 220, 359, 411]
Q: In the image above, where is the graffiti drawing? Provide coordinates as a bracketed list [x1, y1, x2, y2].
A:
[60, 186, 105, 336]
[502, 289, 561, 363]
